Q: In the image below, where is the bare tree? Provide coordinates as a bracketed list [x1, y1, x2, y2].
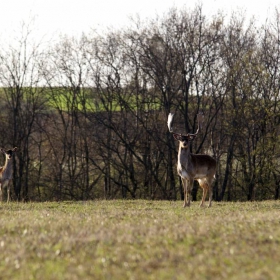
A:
[0, 22, 47, 201]
[41, 34, 96, 200]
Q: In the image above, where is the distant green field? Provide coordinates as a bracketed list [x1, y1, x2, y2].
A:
[0, 200, 279, 279]
[47, 89, 161, 112]
[0, 87, 161, 112]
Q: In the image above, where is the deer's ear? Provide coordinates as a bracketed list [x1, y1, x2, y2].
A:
[173, 134, 181, 141]
[0, 148, 5, 154]
[13, 147, 17, 152]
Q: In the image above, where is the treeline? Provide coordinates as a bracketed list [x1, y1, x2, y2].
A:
[0, 5, 280, 201]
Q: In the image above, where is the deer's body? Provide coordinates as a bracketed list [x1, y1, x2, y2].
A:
[168, 112, 216, 207]
[0, 147, 17, 202]
[176, 138, 216, 207]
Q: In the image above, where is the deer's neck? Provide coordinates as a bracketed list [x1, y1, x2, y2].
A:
[2, 157, 13, 178]
[178, 145, 192, 169]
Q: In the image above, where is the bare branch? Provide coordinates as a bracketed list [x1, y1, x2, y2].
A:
[189, 112, 204, 137]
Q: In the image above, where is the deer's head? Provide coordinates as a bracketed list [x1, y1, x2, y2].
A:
[167, 112, 204, 149]
[1, 147, 17, 159]
[173, 133, 197, 149]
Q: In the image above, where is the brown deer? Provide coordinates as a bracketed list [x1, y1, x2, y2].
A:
[168, 113, 216, 207]
[0, 147, 17, 202]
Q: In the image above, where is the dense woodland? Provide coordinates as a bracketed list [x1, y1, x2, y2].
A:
[0, 5, 280, 201]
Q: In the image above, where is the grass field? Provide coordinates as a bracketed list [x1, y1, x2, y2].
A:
[0, 200, 279, 280]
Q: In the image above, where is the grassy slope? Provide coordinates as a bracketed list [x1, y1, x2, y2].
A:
[0, 200, 279, 280]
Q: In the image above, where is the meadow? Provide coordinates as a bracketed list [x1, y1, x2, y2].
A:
[0, 200, 279, 280]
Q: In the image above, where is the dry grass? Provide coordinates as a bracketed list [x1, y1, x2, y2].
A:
[0, 200, 279, 280]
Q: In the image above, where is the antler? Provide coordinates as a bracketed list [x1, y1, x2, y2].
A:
[167, 111, 204, 137]
[167, 113, 175, 133]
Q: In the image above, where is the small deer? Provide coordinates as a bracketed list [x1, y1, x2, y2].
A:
[168, 113, 216, 207]
[0, 147, 17, 202]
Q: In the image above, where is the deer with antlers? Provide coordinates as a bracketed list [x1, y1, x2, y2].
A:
[168, 113, 216, 207]
[0, 147, 17, 202]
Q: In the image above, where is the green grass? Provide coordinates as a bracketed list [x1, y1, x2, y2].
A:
[0, 87, 162, 113]
[46, 88, 161, 112]
[0, 200, 279, 280]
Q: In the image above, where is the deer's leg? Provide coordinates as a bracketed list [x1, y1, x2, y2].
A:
[207, 178, 214, 207]
[7, 184, 10, 203]
[201, 183, 209, 208]
[198, 179, 208, 207]
[182, 178, 188, 208]
[208, 186, 213, 207]
[0, 184, 2, 202]
[186, 178, 193, 207]
[197, 179, 204, 206]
